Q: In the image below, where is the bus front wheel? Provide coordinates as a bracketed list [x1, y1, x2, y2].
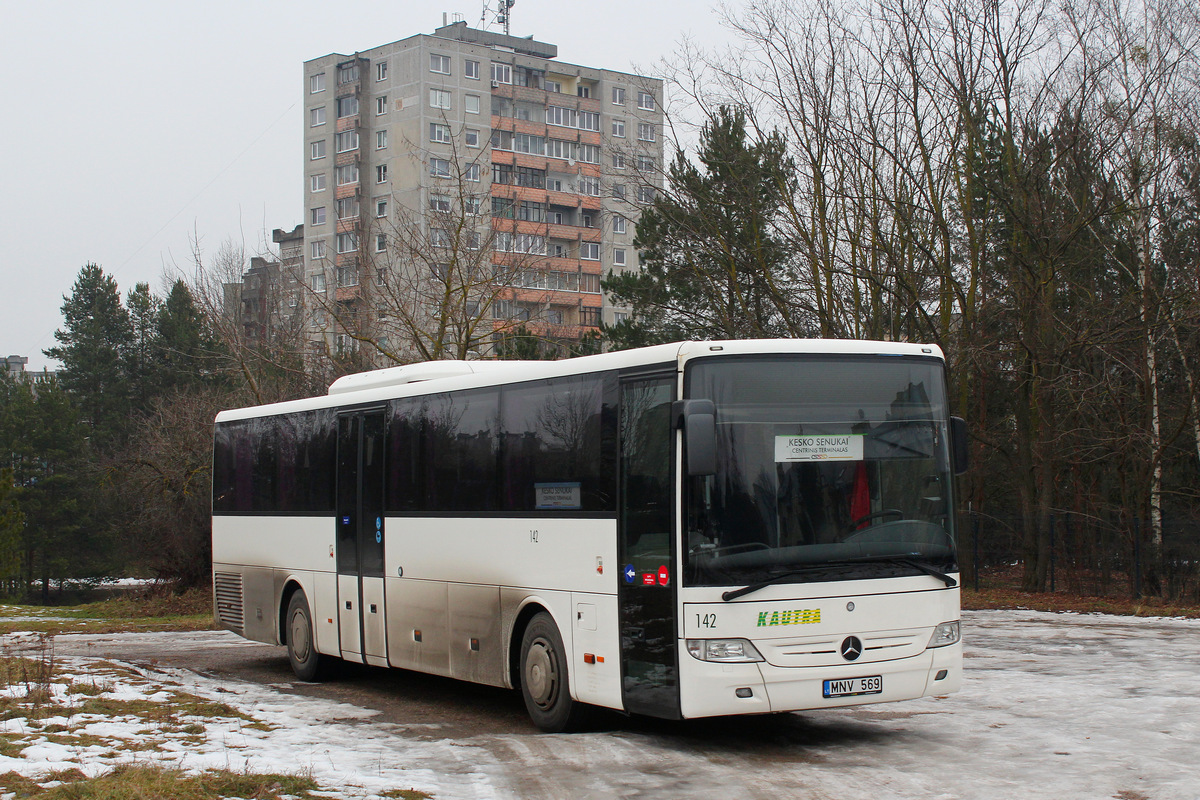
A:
[520, 612, 587, 732]
[286, 589, 335, 682]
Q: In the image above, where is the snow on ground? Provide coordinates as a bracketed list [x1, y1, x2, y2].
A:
[2, 609, 1199, 799]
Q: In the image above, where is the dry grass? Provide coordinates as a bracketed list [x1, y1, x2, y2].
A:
[963, 564, 1200, 618]
[963, 586, 1200, 618]
[0, 589, 216, 636]
[0, 764, 323, 799]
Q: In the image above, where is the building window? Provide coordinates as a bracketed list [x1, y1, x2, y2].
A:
[335, 130, 359, 152]
[376, 164, 388, 183]
[638, 123, 656, 142]
[637, 186, 656, 203]
[310, 73, 326, 93]
[431, 228, 451, 248]
[613, 215, 627, 234]
[638, 91, 655, 110]
[491, 62, 511, 84]
[376, 130, 388, 149]
[431, 54, 451, 74]
[310, 174, 326, 192]
[430, 158, 451, 178]
[465, 94, 480, 114]
[310, 140, 326, 160]
[581, 307, 601, 326]
[613, 248, 627, 266]
[546, 105, 576, 128]
[612, 86, 626, 105]
[465, 163, 481, 182]
[637, 155, 655, 171]
[430, 194, 451, 213]
[612, 184, 626, 199]
[376, 96, 388, 115]
[581, 273, 601, 293]
[310, 107, 326, 127]
[311, 272, 326, 292]
[336, 232, 358, 253]
[545, 79, 562, 93]
[337, 267, 358, 287]
[336, 96, 358, 118]
[464, 197, 482, 216]
[515, 133, 545, 154]
[581, 242, 600, 260]
[579, 144, 600, 164]
[579, 111, 600, 132]
[311, 241, 326, 259]
[576, 85, 591, 99]
[518, 201, 546, 223]
[579, 176, 601, 197]
[430, 89, 451, 109]
[612, 119, 625, 138]
[546, 139, 575, 160]
[335, 164, 358, 185]
[430, 123, 452, 143]
[376, 61, 388, 81]
[465, 128, 480, 147]
[337, 63, 359, 85]
[376, 197, 388, 218]
[612, 153, 626, 169]
[336, 197, 359, 219]
[375, 268, 388, 286]
[465, 59, 480, 79]
[375, 233, 387, 253]
[311, 207, 326, 225]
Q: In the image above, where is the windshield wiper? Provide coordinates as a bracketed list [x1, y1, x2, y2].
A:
[874, 557, 957, 588]
[720, 557, 956, 602]
[721, 566, 835, 602]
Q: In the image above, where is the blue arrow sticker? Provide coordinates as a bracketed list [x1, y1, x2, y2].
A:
[375, 530, 382, 544]
[375, 517, 382, 529]
[624, 564, 637, 584]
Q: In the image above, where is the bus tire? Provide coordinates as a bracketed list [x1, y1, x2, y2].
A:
[520, 612, 587, 732]
[286, 589, 335, 682]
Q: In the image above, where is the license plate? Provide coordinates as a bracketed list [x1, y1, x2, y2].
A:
[823, 675, 883, 698]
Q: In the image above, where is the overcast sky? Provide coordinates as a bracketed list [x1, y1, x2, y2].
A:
[1, 0, 731, 370]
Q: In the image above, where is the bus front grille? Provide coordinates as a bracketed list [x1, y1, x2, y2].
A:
[213, 572, 245, 632]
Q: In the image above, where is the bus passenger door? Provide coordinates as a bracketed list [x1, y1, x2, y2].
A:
[336, 409, 388, 666]
[617, 375, 681, 719]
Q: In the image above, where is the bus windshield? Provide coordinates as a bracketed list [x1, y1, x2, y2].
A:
[683, 355, 957, 588]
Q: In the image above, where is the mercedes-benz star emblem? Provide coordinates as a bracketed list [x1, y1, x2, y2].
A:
[840, 636, 863, 661]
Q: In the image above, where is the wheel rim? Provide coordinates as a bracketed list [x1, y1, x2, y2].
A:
[524, 637, 560, 710]
[290, 609, 312, 662]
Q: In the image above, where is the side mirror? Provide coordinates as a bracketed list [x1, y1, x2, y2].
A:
[672, 399, 717, 476]
[950, 416, 969, 475]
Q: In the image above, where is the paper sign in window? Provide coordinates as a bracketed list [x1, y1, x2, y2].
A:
[535, 482, 581, 509]
[774, 435, 864, 462]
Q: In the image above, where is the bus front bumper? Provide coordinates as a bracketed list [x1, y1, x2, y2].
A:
[678, 642, 962, 719]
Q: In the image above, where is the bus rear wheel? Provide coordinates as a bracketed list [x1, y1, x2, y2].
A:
[520, 612, 587, 732]
[286, 589, 335, 682]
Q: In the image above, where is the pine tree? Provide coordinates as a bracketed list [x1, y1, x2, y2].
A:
[603, 106, 800, 348]
[44, 264, 134, 446]
[126, 282, 164, 414]
[157, 279, 216, 390]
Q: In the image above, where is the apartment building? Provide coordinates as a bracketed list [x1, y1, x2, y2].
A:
[302, 21, 664, 356]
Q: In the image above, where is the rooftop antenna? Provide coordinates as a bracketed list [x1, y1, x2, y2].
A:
[496, 0, 515, 36]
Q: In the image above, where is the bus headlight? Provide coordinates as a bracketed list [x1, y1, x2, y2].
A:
[686, 638, 765, 663]
[927, 621, 960, 648]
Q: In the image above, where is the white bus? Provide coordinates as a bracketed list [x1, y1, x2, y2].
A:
[212, 339, 966, 731]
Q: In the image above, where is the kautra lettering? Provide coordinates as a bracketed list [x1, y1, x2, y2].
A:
[756, 609, 821, 627]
